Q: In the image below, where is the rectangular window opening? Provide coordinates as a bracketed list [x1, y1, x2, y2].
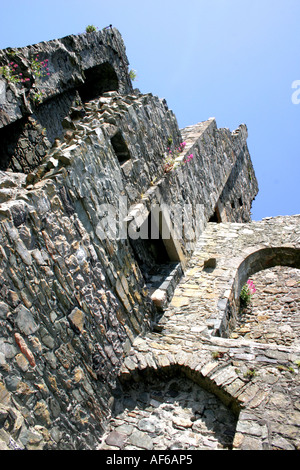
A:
[209, 205, 222, 223]
[110, 131, 131, 164]
[129, 209, 183, 311]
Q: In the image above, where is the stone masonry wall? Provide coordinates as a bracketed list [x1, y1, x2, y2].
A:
[114, 216, 300, 451]
[0, 94, 258, 449]
[0, 27, 132, 172]
[232, 265, 300, 347]
[0, 28, 263, 450]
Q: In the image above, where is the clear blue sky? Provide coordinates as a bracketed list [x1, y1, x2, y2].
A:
[0, 0, 299, 221]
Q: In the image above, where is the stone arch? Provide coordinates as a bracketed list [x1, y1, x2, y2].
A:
[100, 364, 241, 450]
[236, 246, 300, 295]
[217, 246, 300, 337]
[78, 62, 119, 103]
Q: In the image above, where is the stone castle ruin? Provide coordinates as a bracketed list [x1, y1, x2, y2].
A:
[0, 27, 299, 450]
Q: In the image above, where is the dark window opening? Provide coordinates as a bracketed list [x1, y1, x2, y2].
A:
[130, 212, 170, 271]
[129, 210, 182, 310]
[238, 197, 243, 207]
[209, 205, 222, 223]
[110, 131, 131, 164]
[0, 119, 24, 171]
[78, 62, 119, 103]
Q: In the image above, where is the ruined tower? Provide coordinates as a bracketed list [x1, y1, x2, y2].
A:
[0, 28, 299, 451]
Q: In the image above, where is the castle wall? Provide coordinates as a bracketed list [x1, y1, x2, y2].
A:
[1, 29, 287, 451]
[0, 85, 258, 448]
[117, 215, 300, 451]
[0, 28, 132, 172]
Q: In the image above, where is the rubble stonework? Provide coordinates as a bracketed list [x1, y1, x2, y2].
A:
[0, 28, 298, 451]
[112, 216, 300, 450]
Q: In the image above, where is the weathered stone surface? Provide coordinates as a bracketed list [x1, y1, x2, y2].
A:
[99, 376, 238, 450]
[14, 333, 36, 368]
[232, 266, 300, 347]
[115, 215, 300, 451]
[68, 307, 85, 334]
[129, 430, 153, 450]
[0, 25, 298, 452]
[105, 431, 126, 448]
[15, 305, 39, 336]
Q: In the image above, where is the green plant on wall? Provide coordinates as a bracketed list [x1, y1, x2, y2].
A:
[0, 55, 51, 106]
[129, 69, 137, 81]
[32, 90, 44, 104]
[85, 25, 98, 33]
[240, 279, 256, 307]
[30, 55, 50, 80]
[167, 136, 173, 147]
[244, 367, 256, 380]
[0, 62, 23, 84]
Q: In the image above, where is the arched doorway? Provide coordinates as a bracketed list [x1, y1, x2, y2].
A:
[231, 266, 300, 346]
[219, 246, 300, 338]
[236, 247, 300, 293]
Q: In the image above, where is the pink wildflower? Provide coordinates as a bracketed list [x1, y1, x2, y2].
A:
[247, 279, 256, 295]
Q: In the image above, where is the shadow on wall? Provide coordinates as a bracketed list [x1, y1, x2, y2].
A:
[0, 116, 51, 172]
[103, 366, 240, 450]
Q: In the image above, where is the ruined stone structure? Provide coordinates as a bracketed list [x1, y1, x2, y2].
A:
[0, 28, 299, 451]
